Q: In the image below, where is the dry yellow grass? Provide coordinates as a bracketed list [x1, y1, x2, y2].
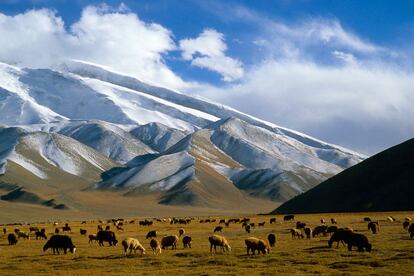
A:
[0, 211, 413, 275]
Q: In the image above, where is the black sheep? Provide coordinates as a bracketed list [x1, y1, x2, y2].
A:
[267, 233, 276, 247]
[214, 226, 223, 233]
[368, 221, 379, 234]
[344, 233, 372, 252]
[97, 230, 118, 246]
[8, 233, 18, 245]
[146, 230, 157, 239]
[403, 221, 410, 229]
[328, 229, 353, 248]
[43, 235, 76, 254]
[408, 223, 414, 239]
[284, 215, 294, 221]
[35, 231, 47, 240]
[327, 225, 338, 235]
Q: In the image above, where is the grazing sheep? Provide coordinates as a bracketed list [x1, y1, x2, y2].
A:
[267, 233, 276, 247]
[35, 231, 47, 240]
[29, 227, 39, 233]
[17, 231, 30, 240]
[363, 217, 371, 222]
[328, 229, 353, 248]
[150, 239, 161, 254]
[43, 235, 76, 254]
[8, 233, 17, 245]
[219, 219, 226, 224]
[408, 223, 414, 239]
[321, 218, 326, 224]
[182, 236, 192, 248]
[121, 238, 145, 256]
[178, 228, 185, 237]
[403, 221, 410, 229]
[97, 230, 118, 246]
[81, 221, 86, 224]
[80, 229, 87, 236]
[214, 226, 223, 233]
[62, 225, 71, 232]
[290, 228, 303, 239]
[368, 221, 379, 234]
[387, 216, 396, 222]
[88, 234, 97, 243]
[327, 226, 338, 235]
[258, 222, 266, 227]
[139, 220, 153, 226]
[296, 222, 306, 229]
[313, 225, 328, 237]
[304, 227, 312, 239]
[270, 218, 276, 224]
[331, 218, 337, 224]
[241, 218, 250, 224]
[208, 235, 231, 253]
[245, 225, 251, 234]
[245, 237, 270, 255]
[250, 223, 256, 228]
[284, 215, 295, 221]
[345, 233, 372, 252]
[146, 230, 157, 239]
[161, 235, 179, 250]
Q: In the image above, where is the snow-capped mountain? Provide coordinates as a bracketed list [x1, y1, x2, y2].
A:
[0, 60, 365, 215]
[97, 117, 347, 205]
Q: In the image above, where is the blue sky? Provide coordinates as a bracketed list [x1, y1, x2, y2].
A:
[2, 0, 414, 84]
[0, 0, 414, 154]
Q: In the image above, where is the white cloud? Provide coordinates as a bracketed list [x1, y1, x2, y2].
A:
[332, 50, 358, 65]
[192, 5, 414, 154]
[179, 29, 244, 81]
[0, 5, 187, 89]
[197, 59, 414, 155]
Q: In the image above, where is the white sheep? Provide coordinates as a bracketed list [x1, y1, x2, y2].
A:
[245, 237, 270, 255]
[121, 238, 145, 256]
[208, 235, 231, 253]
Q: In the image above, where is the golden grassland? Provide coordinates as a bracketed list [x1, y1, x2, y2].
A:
[0, 211, 413, 275]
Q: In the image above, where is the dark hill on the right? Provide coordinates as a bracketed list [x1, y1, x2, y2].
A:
[272, 138, 414, 214]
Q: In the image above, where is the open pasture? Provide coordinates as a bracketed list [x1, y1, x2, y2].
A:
[0, 212, 413, 275]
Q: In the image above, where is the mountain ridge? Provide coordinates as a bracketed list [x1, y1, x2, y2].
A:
[0, 60, 366, 217]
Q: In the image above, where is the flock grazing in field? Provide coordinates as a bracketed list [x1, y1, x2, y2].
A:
[1, 215, 413, 256]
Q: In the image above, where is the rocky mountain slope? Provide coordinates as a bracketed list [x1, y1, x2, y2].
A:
[273, 138, 414, 214]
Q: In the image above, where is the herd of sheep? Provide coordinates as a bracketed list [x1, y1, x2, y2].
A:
[2, 215, 413, 256]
